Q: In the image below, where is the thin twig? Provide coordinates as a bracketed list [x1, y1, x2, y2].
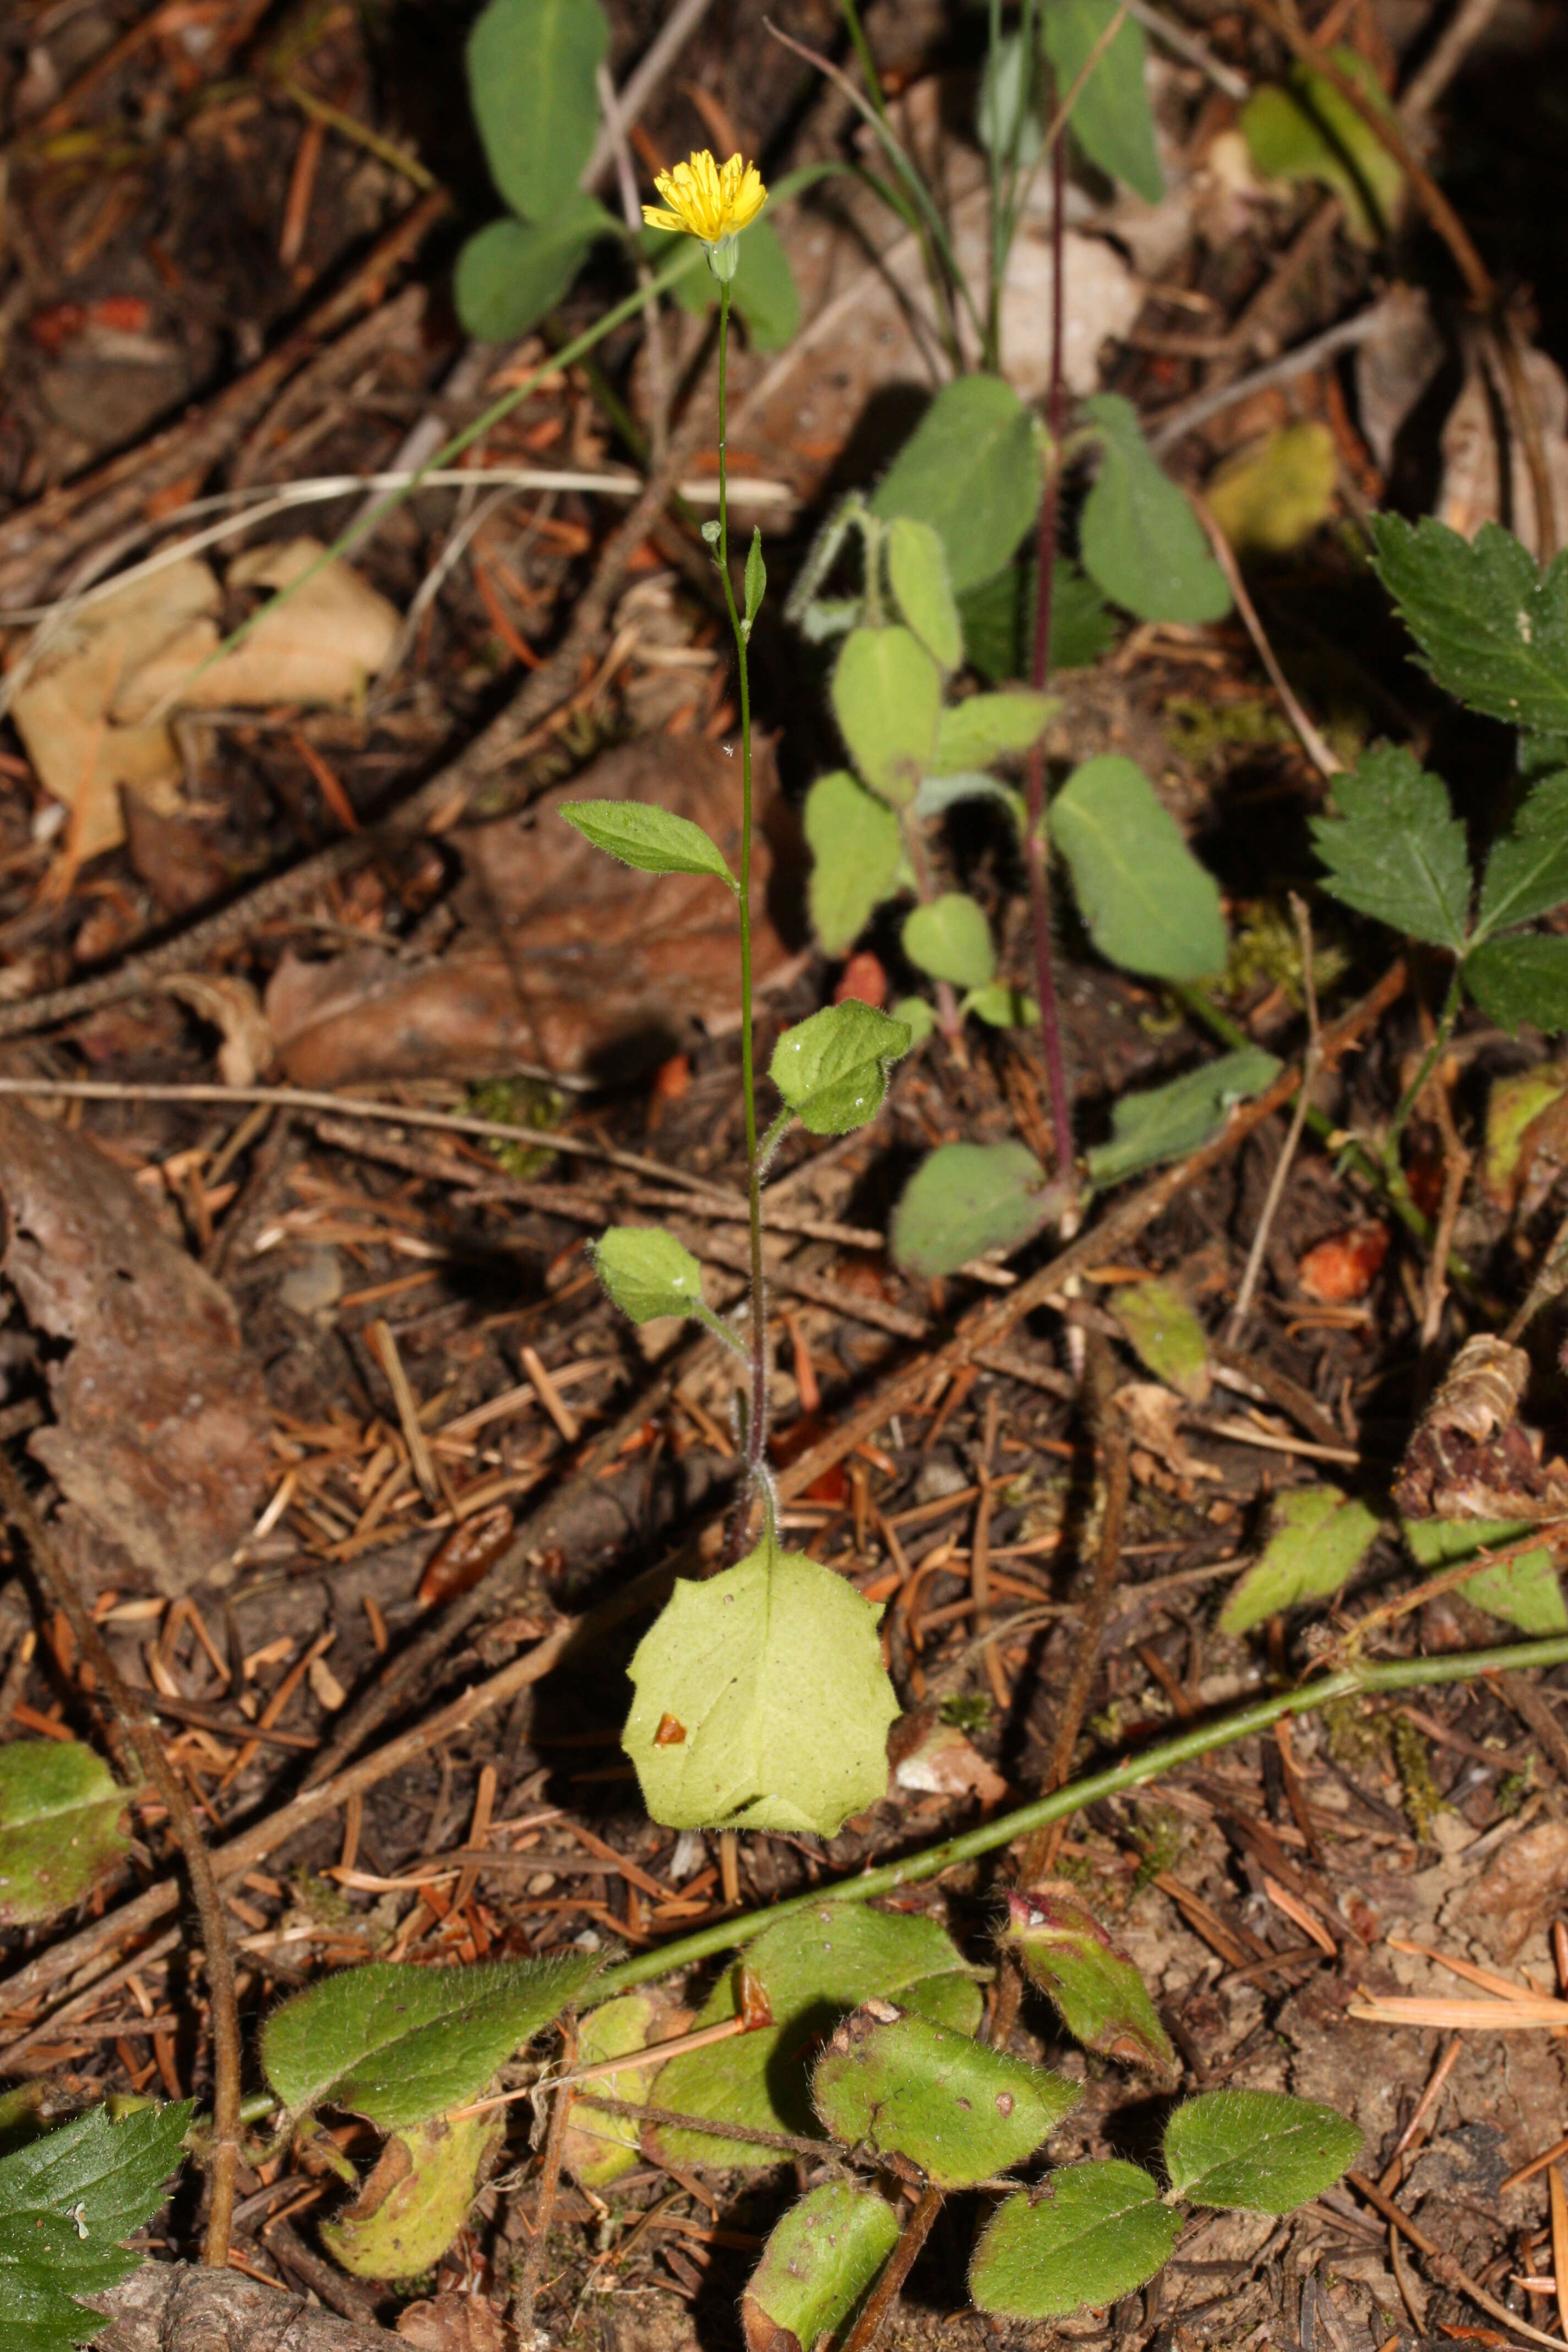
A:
[514, 2015, 576, 2340]
[0, 1451, 241, 2267]
[597, 61, 671, 464]
[1348, 2169, 1568, 2352]
[1398, 0, 1505, 118]
[580, 0, 718, 190]
[841, 2187, 944, 2352]
[1191, 497, 1342, 782]
[1120, 0, 1248, 96]
[1230, 892, 1322, 1336]
[1149, 303, 1393, 453]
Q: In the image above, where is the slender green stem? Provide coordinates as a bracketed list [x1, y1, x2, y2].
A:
[1384, 963, 1463, 1169]
[595, 1632, 1568, 1997]
[839, 0, 891, 124]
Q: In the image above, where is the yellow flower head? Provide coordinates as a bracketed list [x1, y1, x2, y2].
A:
[643, 149, 766, 247]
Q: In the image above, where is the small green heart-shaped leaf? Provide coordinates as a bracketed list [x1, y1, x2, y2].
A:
[891, 1140, 1049, 1280]
[831, 626, 941, 806]
[592, 1226, 709, 1325]
[742, 2183, 899, 2351]
[1108, 1278, 1211, 1405]
[813, 2005, 1077, 2188]
[1220, 1487, 1381, 1635]
[970, 2161, 1180, 2320]
[770, 1001, 912, 1135]
[902, 894, 995, 988]
[560, 799, 737, 891]
[1163, 2089, 1362, 2212]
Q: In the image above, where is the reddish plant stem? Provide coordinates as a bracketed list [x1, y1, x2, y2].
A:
[841, 2186, 944, 2352]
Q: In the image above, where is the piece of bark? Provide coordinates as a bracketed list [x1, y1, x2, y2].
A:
[91, 2258, 404, 2349]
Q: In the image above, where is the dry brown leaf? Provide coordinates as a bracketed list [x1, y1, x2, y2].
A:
[157, 973, 274, 1088]
[1394, 1333, 1568, 1523]
[396, 2295, 511, 2351]
[1436, 331, 1568, 558]
[889, 1707, 1008, 1806]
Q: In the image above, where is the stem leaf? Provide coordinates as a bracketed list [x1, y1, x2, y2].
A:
[559, 799, 738, 892]
[1164, 2089, 1362, 2212]
[592, 1226, 710, 1326]
[1051, 754, 1227, 979]
[1310, 743, 1472, 950]
[804, 771, 904, 954]
[831, 626, 943, 807]
[902, 894, 997, 989]
[970, 2161, 1180, 2319]
[770, 1001, 913, 1135]
[813, 2005, 1077, 2188]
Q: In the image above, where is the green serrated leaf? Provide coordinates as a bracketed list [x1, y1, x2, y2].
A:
[1080, 395, 1231, 625]
[959, 558, 1115, 682]
[1085, 1049, 1281, 1188]
[1466, 935, 1568, 1035]
[1042, 0, 1164, 202]
[454, 198, 614, 341]
[562, 1994, 664, 2188]
[1373, 516, 1568, 733]
[933, 692, 1053, 775]
[1241, 50, 1403, 241]
[559, 798, 736, 891]
[885, 517, 962, 671]
[661, 214, 799, 349]
[891, 1141, 1049, 1280]
[592, 1226, 709, 1326]
[0, 1741, 131, 1928]
[971, 2161, 1180, 2320]
[831, 627, 942, 807]
[324, 2110, 497, 2281]
[770, 1001, 912, 1136]
[0, 2100, 192, 2352]
[1310, 743, 1472, 950]
[1108, 1279, 1211, 1404]
[813, 2006, 1077, 2188]
[651, 1904, 981, 2171]
[1207, 423, 1338, 557]
[623, 1538, 900, 1835]
[1051, 754, 1227, 980]
[467, 0, 607, 219]
[262, 1955, 598, 2129]
[902, 894, 997, 989]
[1164, 2089, 1362, 2212]
[872, 377, 1042, 595]
[1403, 1517, 1566, 1635]
[1476, 774, 1568, 940]
[804, 771, 904, 955]
[744, 529, 766, 630]
[742, 2183, 899, 2351]
[1005, 1888, 1176, 2075]
[1219, 1487, 1381, 1636]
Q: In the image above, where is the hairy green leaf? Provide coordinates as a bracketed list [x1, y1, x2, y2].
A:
[902, 894, 997, 989]
[1372, 516, 1568, 733]
[592, 1226, 710, 1326]
[813, 2006, 1077, 2188]
[959, 558, 1115, 682]
[744, 530, 767, 631]
[1242, 51, 1403, 240]
[892, 994, 938, 1046]
[623, 1538, 899, 1834]
[324, 2111, 496, 2280]
[742, 2184, 899, 2352]
[804, 770, 905, 954]
[1051, 754, 1227, 979]
[1108, 1279, 1210, 1404]
[1042, 0, 1163, 202]
[1005, 1888, 1176, 2075]
[1476, 774, 1568, 940]
[263, 1956, 598, 2128]
[1466, 934, 1568, 1035]
[562, 1994, 663, 2188]
[467, 0, 607, 219]
[1310, 743, 1472, 950]
[1080, 395, 1230, 624]
[0, 2101, 192, 2352]
[971, 2162, 1180, 2320]
[1219, 1487, 1381, 1636]
[872, 377, 1041, 594]
[933, 691, 1053, 774]
[1403, 1517, 1567, 1636]
[891, 1141, 1050, 1280]
[559, 797, 736, 891]
[886, 517, 962, 671]
[1085, 1049, 1281, 1187]
[454, 199, 614, 340]
[663, 214, 799, 350]
[1164, 2090, 1361, 2212]
[0, 1742, 131, 1928]
[831, 626, 942, 807]
[770, 1002, 912, 1135]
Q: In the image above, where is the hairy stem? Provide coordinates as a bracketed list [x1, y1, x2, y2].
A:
[1384, 963, 1463, 1170]
[843, 2186, 944, 2352]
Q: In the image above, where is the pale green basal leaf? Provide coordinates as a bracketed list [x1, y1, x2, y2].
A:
[1207, 423, 1337, 557]
[454, 199, 614, 341]
[262, 1955, 599, 2128]
[1242, 51, 1403, 241]
[831, 626, 942, 807]
[651, 1904, 981, 2170]
[1042, 0, 1163, 202]
[1164, 2089, 1362, 2212]
[1220, 1487, 1381, 1636]
[467, 0, 608, 219]
[933, 691, 1053, 774]
[593, 1226, 709, 1326]
[1475, 774, 1568, 941]
[324, 2111, 496, 2280]
[1005, 1888, 1175, 2075]
[0, 1741, 132, 1928]
[559, 798, 737, 892]
[971, 2162, 1179, 2320]
[1403, 1517, 1566, 1636]
[891, 1141, 1049, 1280]
[1085, 1049, 1281, 1188]
[1080, 395, 1230, 624]
[0, 2101, 193, 2352]
[902, 894, 996, 988]
[913, 771, 1025, 829]
[872, 377, 1042, 594]
[963, 982, 1038, 1028]
[770, 1001, 913, 1136]
[1372, 516, 1568, 734]
[562, 1994, 663, 2188]
[1466, 935, 1568, 1035]
[885, 516, 962, 671]
[1108, 1279, 1211, 1404]
[804, 770, 903, 955]
[1310, 743, 1471, 950]
[813, 2007, 1078, 2188]
[623, 1540, 900, 1834]
[978, 30, 1041, 168]
[892, 994, 938, 1046]
[1050, 754, 1227, 980]
[744, 529, 767, 633]
[742, 2184, 900, 2352]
